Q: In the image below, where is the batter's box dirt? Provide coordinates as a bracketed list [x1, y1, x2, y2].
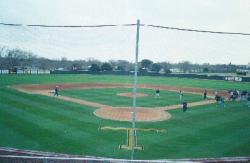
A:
[94, 107, 171, 122]
[117, 92, 148, 98]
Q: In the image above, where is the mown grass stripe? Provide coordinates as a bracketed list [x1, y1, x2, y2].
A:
[0, 89, 98, 121]
[0, 97, 99, 136]
[0, 122, 42, 149]
[0, 107, 109, 155]
[135, 103, 250, 159]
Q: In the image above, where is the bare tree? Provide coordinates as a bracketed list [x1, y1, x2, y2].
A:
[159, 62, 172, 72]
[179, 61, 191, 73]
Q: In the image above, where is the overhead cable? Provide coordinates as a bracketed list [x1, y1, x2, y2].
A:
[1, 22, 250, 36]
[0, 22, 137, 28]
[147, 24, 250, 36]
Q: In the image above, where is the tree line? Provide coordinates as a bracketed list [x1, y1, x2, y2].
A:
[0, 46, 248, 74]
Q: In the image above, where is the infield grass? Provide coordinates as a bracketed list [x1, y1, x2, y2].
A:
[62, 88, 204, 107]
[0, 74, 250, 160]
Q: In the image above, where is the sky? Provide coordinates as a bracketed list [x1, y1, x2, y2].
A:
[0, 0, 250, 64]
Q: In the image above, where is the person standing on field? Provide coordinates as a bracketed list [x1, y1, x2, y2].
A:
[155, 88, 160, 97]
[215, 90, 218, 98]
[229, 90, 234, 101]
[219, 97, 225, 108]
[203, 89, 207, 100]
[247, 93, 250, 108]
[54, 86, 59, 96]
[179, 90, 183, 102]
[182, 101, 188, 112]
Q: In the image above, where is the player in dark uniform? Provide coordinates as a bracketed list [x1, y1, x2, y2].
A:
[155, 88, 160, 97]
[215, 94, 221, 106]
[247, 93, 250, 108]
[54, 86, 59, 96]
[203, 89, 207, 100]
[240, 90, 247, 101]
[182, 101, 188, 112]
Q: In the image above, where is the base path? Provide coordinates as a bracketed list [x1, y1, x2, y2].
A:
[94, 100, 216, 122]
[13, 83, 218, 122]
[158, 99, 216, 111]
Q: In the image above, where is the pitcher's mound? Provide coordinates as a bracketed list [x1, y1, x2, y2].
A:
[94, 107, 171, 122]
[117, 92, 148, 98]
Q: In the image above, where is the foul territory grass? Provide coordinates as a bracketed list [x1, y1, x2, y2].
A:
[135, 101, 250, 159]
[0, 74, 250, 160]
[62, 88, 203, 107]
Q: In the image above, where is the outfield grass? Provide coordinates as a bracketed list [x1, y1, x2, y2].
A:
[62, 88, 203, 107]
[0, 74, 250, 159]
[1, 74, 249, 90]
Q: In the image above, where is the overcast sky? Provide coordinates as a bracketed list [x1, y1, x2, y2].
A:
[0, 0, 250, 64]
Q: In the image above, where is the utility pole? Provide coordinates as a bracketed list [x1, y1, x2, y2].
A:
[131, 19, 140, 160]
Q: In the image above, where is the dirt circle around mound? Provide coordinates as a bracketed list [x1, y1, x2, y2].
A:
[117, 92, 148, 98]
[94, 107, 171, 122]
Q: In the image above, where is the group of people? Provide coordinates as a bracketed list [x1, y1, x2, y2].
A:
[155, 89, 184, 100]
[214, 92, 225, 108]
[228, 89, 250, 107]
[214, 89, 250, 108]
[228, 89, 250, 101]
[155, 89, 187, 112]
[155, 87, 250, 112]
[53, 85, 250, 111]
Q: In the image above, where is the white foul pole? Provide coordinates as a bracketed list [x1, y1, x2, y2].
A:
[131, 19, 140, 160]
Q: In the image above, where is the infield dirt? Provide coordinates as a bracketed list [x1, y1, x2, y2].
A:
[13, 83, 220, 122]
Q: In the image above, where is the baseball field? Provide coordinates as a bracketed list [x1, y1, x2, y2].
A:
[0, 74, 250, 160]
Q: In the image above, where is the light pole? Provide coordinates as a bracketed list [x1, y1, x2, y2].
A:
[131, 19, 140, 160]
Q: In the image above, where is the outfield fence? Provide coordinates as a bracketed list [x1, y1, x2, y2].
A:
[0, 69, 50, 74]
[2, 69, 249, 82]
[50, 70, 250, 82]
